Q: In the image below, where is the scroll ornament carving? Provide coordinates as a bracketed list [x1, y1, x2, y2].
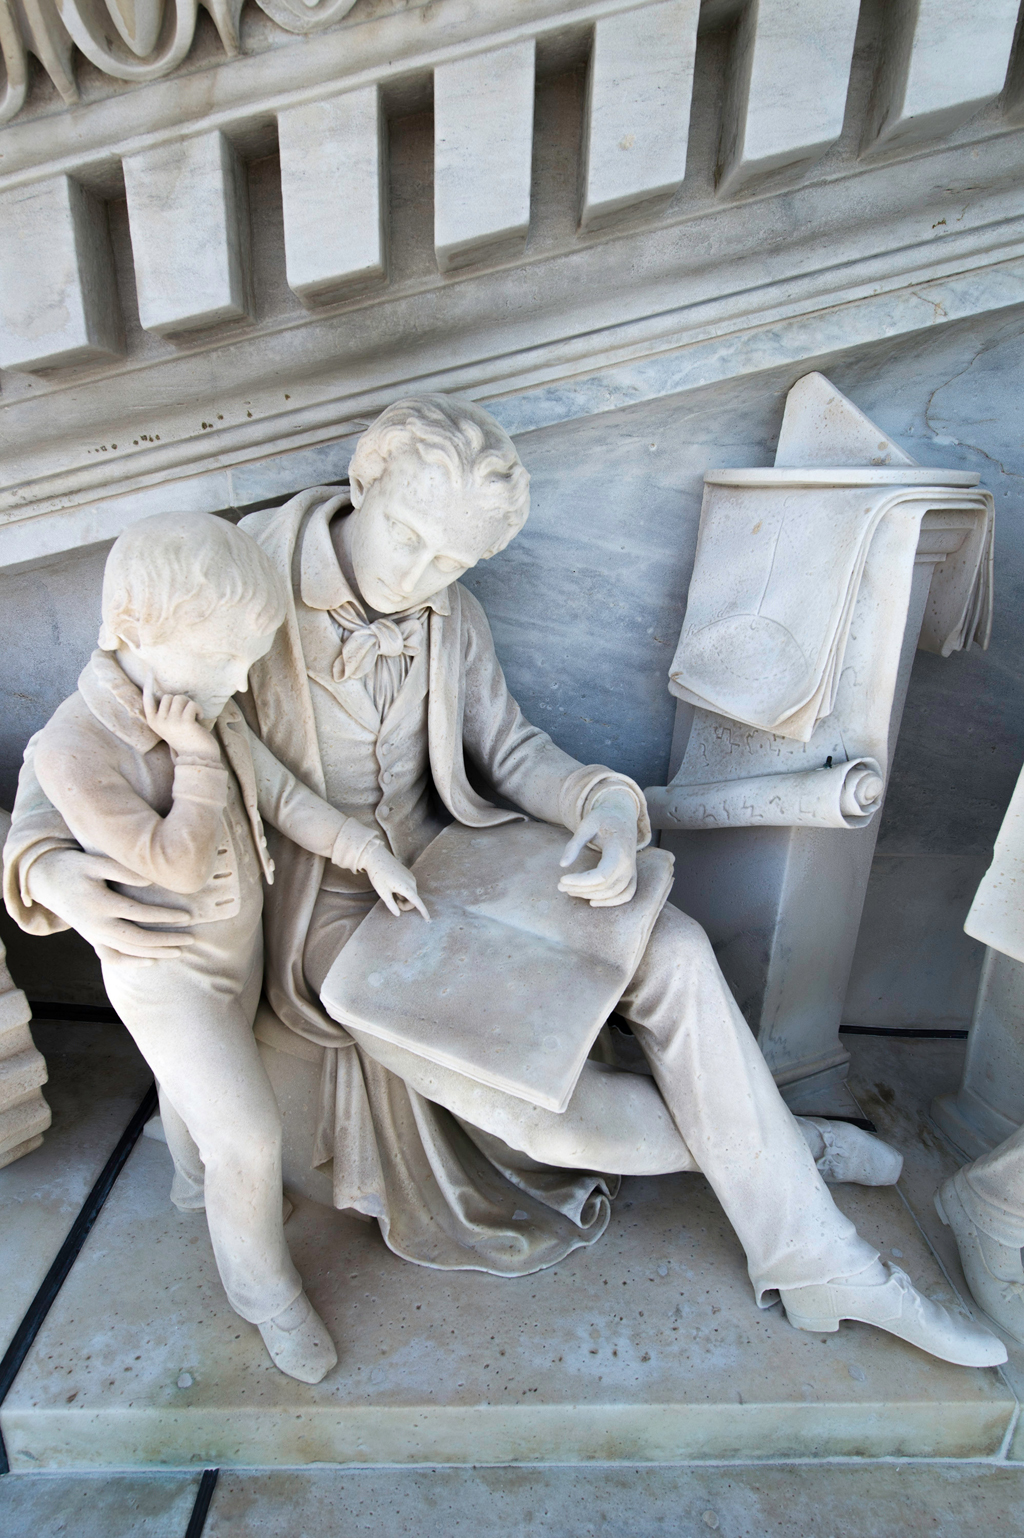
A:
[0, 0, 360, 121]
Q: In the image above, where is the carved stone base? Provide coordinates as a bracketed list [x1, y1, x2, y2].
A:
[2, 1041, 1015, 1470]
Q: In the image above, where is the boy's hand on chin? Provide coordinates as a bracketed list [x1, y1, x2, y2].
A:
[144, 678, 220, 762]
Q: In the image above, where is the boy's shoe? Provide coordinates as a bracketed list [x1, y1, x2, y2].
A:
[780, 1261, 1007, 1366]
[258, 1292, 338, 1383]
[936, 1173, 1024, 1346]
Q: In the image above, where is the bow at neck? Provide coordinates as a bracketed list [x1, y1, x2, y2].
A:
[330, 609, 425, 683]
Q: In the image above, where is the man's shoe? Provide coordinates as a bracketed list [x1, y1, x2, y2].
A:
[258, 1292, 338, 1384]
[803, 1117, 904, 1186]
[780, 1262, 1007, 1366]
[936, 1174, 1024, 1346]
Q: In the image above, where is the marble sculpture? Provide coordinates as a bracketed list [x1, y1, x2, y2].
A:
[932, 756, 1024, 1348]
[2, 395, 1007, 1381]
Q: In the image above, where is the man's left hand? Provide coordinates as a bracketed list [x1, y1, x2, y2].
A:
[557, 788, 639, 907]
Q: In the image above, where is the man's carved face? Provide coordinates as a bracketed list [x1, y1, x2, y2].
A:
[347, 450, 516, 613]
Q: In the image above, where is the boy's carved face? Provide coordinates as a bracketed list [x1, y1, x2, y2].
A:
[115, 609, 278, 722]
[345, 450, 518, 614]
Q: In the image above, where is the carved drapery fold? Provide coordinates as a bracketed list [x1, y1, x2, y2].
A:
[0, 0, 359, 120]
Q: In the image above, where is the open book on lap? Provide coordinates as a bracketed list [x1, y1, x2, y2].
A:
[320, 820, 675, 1113]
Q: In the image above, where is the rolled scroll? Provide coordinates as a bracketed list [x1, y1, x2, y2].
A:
[645, 757, 884, 832]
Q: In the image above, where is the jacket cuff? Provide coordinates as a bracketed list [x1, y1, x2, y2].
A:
[5, 837, 77, 934]
[559, 765, 651, 849]
[332, 819, 383, 873]
[172, 762, 229, 807]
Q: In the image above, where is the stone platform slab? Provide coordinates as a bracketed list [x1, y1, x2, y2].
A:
[1, 1040, 1016, 1470]
[5, 1462, 1024, 1538]
[0, 1018, 152, 1360]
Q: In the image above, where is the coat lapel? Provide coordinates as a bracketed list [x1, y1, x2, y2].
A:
[427, 585, 520, 828]
[241, 488, 350, 796]
[217, 703, 274, 883]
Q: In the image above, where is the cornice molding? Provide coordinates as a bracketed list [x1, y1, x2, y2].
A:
[0, 0, 363, 127]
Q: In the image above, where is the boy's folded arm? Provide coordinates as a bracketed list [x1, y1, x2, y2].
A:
[3, 737, 81, 934]
[34, 738, 230, 895]
[246, 728, 379, 870]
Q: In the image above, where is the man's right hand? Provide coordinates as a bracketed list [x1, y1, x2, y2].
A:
[25, 848, 195, 960]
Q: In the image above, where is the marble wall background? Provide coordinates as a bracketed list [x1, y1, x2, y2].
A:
[3, 304, 1022, 1020]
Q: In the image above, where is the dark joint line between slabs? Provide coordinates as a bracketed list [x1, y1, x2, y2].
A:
[0, 1081, 157, 1475]
[841, 1026, 969, 1039]
[185, 1468, 221, 1538]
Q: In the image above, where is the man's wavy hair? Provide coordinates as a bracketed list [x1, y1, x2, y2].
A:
[98, 511, 287, 650]
[348, 395, 530, 557]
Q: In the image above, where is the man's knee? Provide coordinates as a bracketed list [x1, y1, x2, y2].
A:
[653, 899, 716, 953]
[636, 900, 720, 986]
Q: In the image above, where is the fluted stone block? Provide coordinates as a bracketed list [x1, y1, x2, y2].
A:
[717, 0, 861, 198]
[865, 0, 1021, 153]
[123, 131, 252, 337]
[0, 175, 122, 373]
[579, 0, 699, 233]
[434, 40, 536, 273]
[0, 810, 50, 1168]
[279, 86, 386, 307]
[932, 946, 1024, 1161]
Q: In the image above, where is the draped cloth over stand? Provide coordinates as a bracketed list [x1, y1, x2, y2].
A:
[649, 467, 994, 834]
[668, 470, 993, 744]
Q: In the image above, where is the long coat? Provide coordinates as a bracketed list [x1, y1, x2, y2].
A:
[237, 488, 651, 1274]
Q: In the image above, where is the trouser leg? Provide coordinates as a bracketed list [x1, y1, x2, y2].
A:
[103, 961, 302, 1324]
[619, 903, 879, 1300]
[960, 1122, 1024, 1247]
[156, 1086, 206, 1210]
[344, 1022, 699, 1176]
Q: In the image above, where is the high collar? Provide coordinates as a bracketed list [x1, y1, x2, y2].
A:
[78, 650, 238, 753]
[78, 650, 163, 753]
[298, 497, 452, 619]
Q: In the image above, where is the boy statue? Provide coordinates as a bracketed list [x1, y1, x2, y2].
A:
[4, 397, 1007, 1370]
[9, 512, 428, 1382]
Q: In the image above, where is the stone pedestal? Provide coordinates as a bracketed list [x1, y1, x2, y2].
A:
[932, 946, 1024, 1160]
[661, 553, 934, 1107]
[1, 1086, 1015, 1471]
[661, 551, 935, 1110]
[647, 376, 994, 1107]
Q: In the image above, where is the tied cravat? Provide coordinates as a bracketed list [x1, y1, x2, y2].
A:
[330, 612, 424, 683]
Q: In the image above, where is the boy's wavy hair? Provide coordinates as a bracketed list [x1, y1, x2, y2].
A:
[348, 395, 530, 558]
[99, 511, 287, 649]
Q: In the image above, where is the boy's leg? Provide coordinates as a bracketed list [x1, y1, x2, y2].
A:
[156, 1087, 206, 1210]
[103, 956, 302, 1325]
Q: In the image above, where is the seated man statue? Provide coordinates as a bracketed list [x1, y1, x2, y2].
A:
[4, 396, 1005, 1369]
